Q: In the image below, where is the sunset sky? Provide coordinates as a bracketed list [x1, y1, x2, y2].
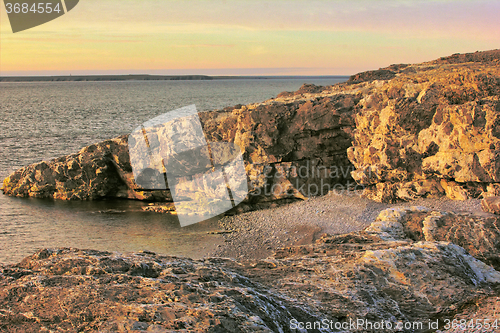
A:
[1, 0, 499, 76]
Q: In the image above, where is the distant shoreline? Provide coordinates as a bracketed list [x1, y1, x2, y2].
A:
[0, 74, 350, 83]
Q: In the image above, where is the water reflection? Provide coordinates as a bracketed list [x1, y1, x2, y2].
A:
[0, 195, 223, 264]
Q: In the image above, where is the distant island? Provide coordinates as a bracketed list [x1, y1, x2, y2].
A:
[0, 74, 349, 82]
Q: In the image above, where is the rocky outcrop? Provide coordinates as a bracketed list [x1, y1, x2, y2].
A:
[1, 136, 173, 202]
[364, 206, 500, 270]
[347, 50, 500, 202]
[3, 49, 500, 206]
[2, 208, 500, 332]
[2, 85, 358, 209]
[0, 248, 320, 332]
[432, 50, 500, 65]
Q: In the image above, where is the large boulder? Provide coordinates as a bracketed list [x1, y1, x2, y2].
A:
[482, 196, 500, 215]
[364, 206, 500, 270]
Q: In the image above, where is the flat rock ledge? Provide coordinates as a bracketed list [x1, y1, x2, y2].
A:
[1, 208, 500, 332]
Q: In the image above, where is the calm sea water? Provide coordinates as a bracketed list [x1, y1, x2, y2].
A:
[0, 78, 346, 264]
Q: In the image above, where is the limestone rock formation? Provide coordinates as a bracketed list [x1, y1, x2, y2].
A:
[2, 85, 358, 209]
[364, 206, 500, 270]
[0, 248, 318, 332]
[3, 49, 500, 206]
[1, 136, 173, 202]
[2, 208, 500, 332]
[347, 50, 500, 202]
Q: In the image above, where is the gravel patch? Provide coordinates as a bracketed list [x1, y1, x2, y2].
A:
[207, 190, 483, 260]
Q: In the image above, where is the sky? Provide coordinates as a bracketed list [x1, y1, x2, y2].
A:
[0, 0, 499, 76]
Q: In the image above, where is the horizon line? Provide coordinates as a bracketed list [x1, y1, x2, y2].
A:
[0, 74, 351, 82]
[0, 67, 358, 77]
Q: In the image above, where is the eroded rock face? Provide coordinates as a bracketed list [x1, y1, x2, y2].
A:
[1, 136, 172, 202]
[268, 240, 500, 328]
[200, 96, 358, 207]
[2, 85, 358, 209]
[1, 208, 500, 332]
[364, 207, 500, 271]
[3, 50, 500, 206]
[265, 208, 500, 329]
[347, 50, 500, 202]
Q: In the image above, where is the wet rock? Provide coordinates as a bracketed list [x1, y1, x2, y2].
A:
[142, 203, 177, 214]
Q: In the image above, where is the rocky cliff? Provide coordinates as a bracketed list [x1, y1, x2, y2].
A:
[2, 209, 500, 332]
[2, 83, 358, 208]
[347, 50, 500, 202]
[2, 50, 500, 205]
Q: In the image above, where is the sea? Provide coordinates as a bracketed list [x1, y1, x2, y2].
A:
[0, 77, 347, 264]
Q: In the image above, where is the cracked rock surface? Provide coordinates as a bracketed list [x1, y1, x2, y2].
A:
[2, 208, 500, 332]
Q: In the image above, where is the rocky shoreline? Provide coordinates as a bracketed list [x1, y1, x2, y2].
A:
[3, 50, 500, 208]
[209, 191, 485, 261]
[2, 50, 500, 332]
[1, 204, 500, 332]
